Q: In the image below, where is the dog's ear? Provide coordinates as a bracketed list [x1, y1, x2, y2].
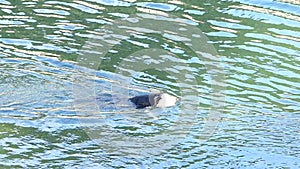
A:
[149, 93, 161, 106]
[153, 94, 162, 106]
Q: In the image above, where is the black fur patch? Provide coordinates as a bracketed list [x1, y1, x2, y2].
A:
[129, 95, 151, 109]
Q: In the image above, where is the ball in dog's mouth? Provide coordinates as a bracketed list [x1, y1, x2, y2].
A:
[129, 93, 179, 109]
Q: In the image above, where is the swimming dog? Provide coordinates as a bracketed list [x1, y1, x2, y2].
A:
[129, 93, 178, 109]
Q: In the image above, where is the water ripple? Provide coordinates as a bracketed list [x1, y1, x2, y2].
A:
[0, 0, 299, 168]
[45, 1, 101, 14]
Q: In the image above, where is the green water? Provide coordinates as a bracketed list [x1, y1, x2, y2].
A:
[0, 0, 299, 168]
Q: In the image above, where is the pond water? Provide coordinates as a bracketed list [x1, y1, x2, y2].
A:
[0, 0, 299, 168]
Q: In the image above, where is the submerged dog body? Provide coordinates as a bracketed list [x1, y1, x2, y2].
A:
[129, 93, 178, 109]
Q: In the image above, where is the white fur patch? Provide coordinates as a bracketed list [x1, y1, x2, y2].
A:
[156, 93, 178, 108]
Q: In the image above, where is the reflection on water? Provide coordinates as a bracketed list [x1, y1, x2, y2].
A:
[0, 0, 299, 168]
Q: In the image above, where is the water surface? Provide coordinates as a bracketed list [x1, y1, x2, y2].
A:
[0, 0, 299, 168]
